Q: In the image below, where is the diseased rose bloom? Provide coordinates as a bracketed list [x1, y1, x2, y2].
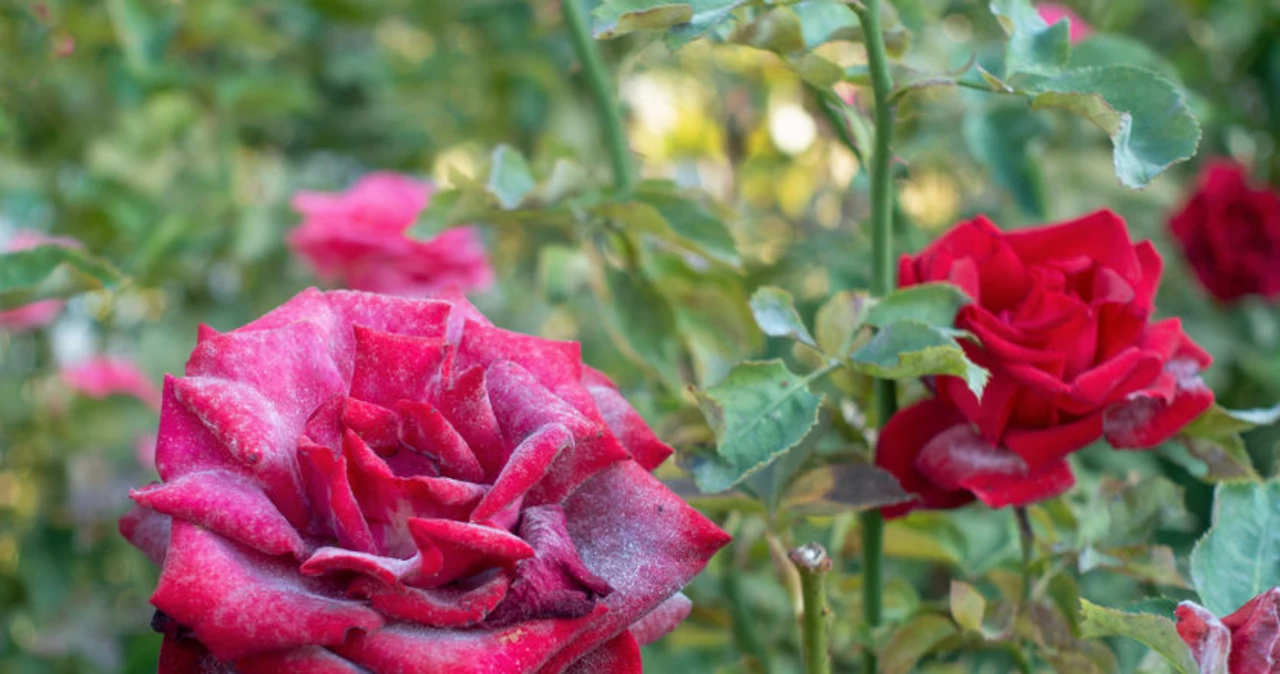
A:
[0, 232, 80, 333]
[1169, 161, 1280, 303]
[1037, 3, 1093, 44]
[120, 288, 729, 673]
[1176, 589, 1280, 674]
[877, 211, 1214, 517]
[62, 356, 163, 410]
[288, 173, 494, 297]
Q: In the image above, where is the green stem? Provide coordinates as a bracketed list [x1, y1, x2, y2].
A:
[854, 1, 898, 672]
[1015, 506, 1035, 604]
[790, 543, 833, 674]
[561, 0, 635, 191]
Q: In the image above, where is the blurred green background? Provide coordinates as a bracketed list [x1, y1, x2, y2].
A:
[3, 1, 1280, 672]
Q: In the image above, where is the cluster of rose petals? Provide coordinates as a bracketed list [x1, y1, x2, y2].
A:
[1037, 3, 1093, 44]
[1169, 161, 1280, 303]
[0, 232, 80, 333]
[1177, 589, 1280, 674]
[288, 173, 493, 297]
[62, 356, 163, 410]
[878, 211, 1214, 518]
[120, 288, 728, 673]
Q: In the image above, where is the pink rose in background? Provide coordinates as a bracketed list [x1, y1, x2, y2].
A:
[62, 356, 163, 410]
[120, 288, 729, 672]
[1176, 589, 1280, 674]
[1038, 3, 1093, 44]
[0, 232, 81, 333]
[288, 173, 493, 297]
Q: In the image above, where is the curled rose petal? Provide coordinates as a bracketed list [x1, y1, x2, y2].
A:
[1176, 590, 1280, 674]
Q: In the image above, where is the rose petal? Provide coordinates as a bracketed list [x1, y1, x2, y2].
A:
[563, 632, 643, 674]
[1002, 412, 1104, 470]
[332, 606, 607, 673]
[397, 400, 485, 482]
[470, 423, 571, 525]
[538, 461, 732, 673]
[629, 592, 693, 646]
[487, 505, 612, 626]
[1175, 601, 1233, 673]
[584, 376, 673, 471]
[432, 364, 509, 480]
[1003, 210, 1141, 286]
[120, 505, 171, 566]
[298, 438, 377, 554]
[131, 469, 308, 559]
[1221, 588, 1280, 674]
[875, 398, 974, 519]
[349, 326, 449, 408]
[408, 518, 535, 587]
[152, 522, 383, 662]
[1103, 359, 1214, 449]
[340, 398, 401, 454]
[236, 646, 366, 674]
[171, 376, 310, 528]
[351, 568, 511, 627]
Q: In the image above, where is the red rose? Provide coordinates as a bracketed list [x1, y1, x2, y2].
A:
[1169, 161, 1280, 303]
[62, 356, 162, 410]
[0, 232, 80, 333]
[878, 211, 1213, 517]
[1176, 588, 1280, 674]
[120, 288, 729, 672]
[288, 173, 494, 297]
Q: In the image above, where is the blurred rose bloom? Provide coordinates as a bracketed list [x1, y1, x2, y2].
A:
[1169, 161, 1280, 303]
[0, 232, 80, 333]
[288, 173, 493, 297]
[1037, 3, 1093, 44]
[62, 356, 163, 410]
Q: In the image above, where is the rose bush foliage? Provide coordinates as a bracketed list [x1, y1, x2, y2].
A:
[878, 211, 1214, 517]
[120, 288, 729, 673]
[288, 173, 493, 297]
[0, 231, 81, 333]
[1177, 588, 1280, 674]
[1169, 161, 1280, 303]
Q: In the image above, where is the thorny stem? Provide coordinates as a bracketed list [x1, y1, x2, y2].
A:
[790, 543, 833, 674]
[854, 0, 898, 671]
[562, 0, 635, 191]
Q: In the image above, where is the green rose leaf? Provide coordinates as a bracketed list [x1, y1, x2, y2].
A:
[989, 0, 1071, 77]
[1169, 403, 1276, 483]
[864, 283, 972, 331]
[689, 360, 825, 493]
[749, 286, 818, 349]
[791, 0, 860, 50]
[880, 614, 959, 674]
[1190, 480, 1280, 616]
[849, 320, 989, 397]
[631, 182, 740, 267]
[603, 266, 685, 391]
[485, 144, 537, 209]
[593, 0, 693, 39]
[963, 97, 1050, 217]
[0, 245, 126, 311]
[728, 7, 805, 54]
[1020, 65, 1201, 188]
[950, 581, 986, 633]
[665, 0, 751, 49]
[1078, 599, 1197, 674]
[814, 290, 872, 358]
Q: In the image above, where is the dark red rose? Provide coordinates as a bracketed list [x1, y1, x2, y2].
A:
[878, 211, 1213, 517]
[1169, 161, 1280, 302]
[120, 288, 729, 672]
[1177, 588, 1280, 674]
